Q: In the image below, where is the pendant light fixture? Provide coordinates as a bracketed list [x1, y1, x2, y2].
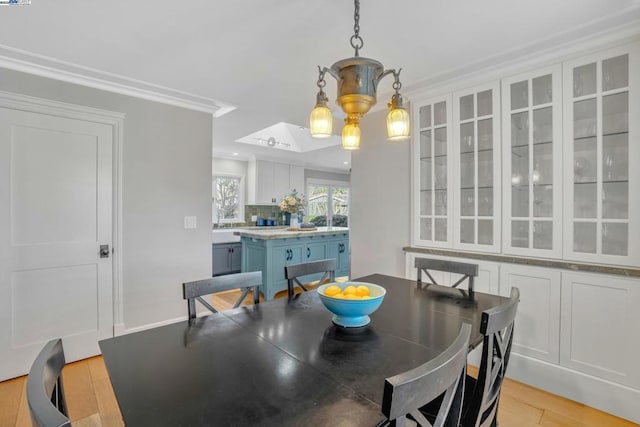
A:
[309, 0, 410, 149]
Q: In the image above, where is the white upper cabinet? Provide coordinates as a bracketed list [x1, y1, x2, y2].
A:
[452, 82, 501, 253]
[410, 41, 639, 266]
[562, 42, 640, 266]
[502, 65, 563, 258]
[248, 160, 305, 205]
[412, 95, 453, 247]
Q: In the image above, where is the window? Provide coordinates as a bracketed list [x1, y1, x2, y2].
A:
[307, 180, 349, 227]
[213, 175, 244, 224]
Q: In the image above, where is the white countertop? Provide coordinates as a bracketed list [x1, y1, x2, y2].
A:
[234, 227, 349, 240]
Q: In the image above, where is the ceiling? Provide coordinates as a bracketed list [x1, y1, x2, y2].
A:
[1, 1, 639, 172]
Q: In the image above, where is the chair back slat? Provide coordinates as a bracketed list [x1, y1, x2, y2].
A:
[183, 271, 262, 319]
[285, 258, 337, 297]
[285, 258, 337, 280]
[464, 287, 519, 427]
[414, 258, 478, 277]
[382, 324, 472, 426]
[27, 338, 71, 427]
[414, 258, 479, 295]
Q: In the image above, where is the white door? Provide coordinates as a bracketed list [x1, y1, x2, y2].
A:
[0, 108, 114, 380]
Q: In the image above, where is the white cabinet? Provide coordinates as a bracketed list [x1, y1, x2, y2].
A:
[289, 165, 305, 196]
[452, 82, 501, 253]
[500, 264, 561, 364]
[412, 95, 453, 247]
[411, 41, 640, 267]
[560, 272, 640, 388]
[562, 42, 640, 265]
[502, 65, 563, 258]
[248, 160, 305, 205]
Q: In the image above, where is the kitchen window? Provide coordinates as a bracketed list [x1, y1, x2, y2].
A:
[307, 179, 349, 227]
[213, 175, 244, 224]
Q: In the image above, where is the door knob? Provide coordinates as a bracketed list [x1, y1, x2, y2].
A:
[100, 244, 110, 258]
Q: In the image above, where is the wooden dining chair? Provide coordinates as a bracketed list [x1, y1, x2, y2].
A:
[379, 323, 472, 427]
[26, 338, 71, 427]
[460, 287, 519, 427]
[182, 271, 262, 319]
[419, 287, 520, 427]
[414, 258, 479, 294]
[285, 258, 336, 298]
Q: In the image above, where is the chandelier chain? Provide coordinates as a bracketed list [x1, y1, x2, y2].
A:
[350, 0, 363, 56]
[316, 66, 327, 89]
[392, 69, 403, 92]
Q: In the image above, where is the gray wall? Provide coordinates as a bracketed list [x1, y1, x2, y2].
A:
[350, 108, 411, 278]
[0, 68, 213, 330]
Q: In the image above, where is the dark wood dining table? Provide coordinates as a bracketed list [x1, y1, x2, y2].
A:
[99, 274, 507, 426]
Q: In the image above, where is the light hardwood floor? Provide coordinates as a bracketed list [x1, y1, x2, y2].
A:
[1, 288, 636, 427]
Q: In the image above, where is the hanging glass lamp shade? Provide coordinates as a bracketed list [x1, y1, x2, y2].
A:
[310, 104, 333, 138]
[342, 119, 361, 150]
[386, 105, 410, 141]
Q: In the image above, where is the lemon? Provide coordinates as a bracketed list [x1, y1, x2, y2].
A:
[343, 294, 358, 299]
[324, 285, 341, 297]
[332, 293, 345, 299]
[356, 285, 370, 297]
[343, 285, 357, 295]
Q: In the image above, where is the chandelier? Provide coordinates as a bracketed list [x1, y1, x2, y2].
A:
[309, 0, 410, 149]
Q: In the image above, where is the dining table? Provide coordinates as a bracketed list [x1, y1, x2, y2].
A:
[99, 273, 508, 426]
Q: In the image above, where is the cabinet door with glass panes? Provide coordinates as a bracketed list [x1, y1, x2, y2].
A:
[412, 95, 453, 247]
[502, 65, 563, 258]
[452, 82, 501, 253]
[563, 42, 640, 265]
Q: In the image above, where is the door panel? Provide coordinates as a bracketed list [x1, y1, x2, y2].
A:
[0, 108, 113, 380]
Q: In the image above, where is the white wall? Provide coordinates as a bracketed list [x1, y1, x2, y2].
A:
[304, 169, 350, 184]
[350, 108, 411, 279]
[0, 67, 213, 331]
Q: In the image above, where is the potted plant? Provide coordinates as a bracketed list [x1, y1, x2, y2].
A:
[279, 190, 304, 227]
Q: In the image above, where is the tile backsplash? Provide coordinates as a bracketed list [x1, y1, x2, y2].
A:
[244, 205, 285, 225]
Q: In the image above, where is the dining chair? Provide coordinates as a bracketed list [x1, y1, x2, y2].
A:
[284, 258, 337, 298]
[414, 258, 479, 294]
[379, 323, 472, 427]
[420, 287, 520, 427]
[460, 286, 520, 427]
[182, 271, 262, 319]
[26, 338, 71, 427]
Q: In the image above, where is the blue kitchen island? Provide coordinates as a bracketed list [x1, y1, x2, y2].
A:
[236, 227, 349, 300]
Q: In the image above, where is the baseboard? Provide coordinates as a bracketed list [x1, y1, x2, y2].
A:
[506, 352, 640, 424]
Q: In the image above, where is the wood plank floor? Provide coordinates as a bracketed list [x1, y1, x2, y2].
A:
[2, 287, 636, 426]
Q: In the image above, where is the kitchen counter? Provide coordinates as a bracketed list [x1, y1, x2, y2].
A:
[235, 226, 349, 240]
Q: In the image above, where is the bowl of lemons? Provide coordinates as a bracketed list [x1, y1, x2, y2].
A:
[316, 282, 386, 327]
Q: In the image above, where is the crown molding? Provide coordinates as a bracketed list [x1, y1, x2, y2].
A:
[0, 44, 237, 117]
[403, 15, 640, 102]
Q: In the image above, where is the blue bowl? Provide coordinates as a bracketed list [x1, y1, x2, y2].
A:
[317, 282, 386, 327]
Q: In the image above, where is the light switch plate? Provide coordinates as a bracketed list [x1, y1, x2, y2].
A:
[251, 215, 257, 221]
[184, 216, 197, 229]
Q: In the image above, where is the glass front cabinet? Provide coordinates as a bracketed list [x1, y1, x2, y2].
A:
[412, 95, 453, 248]
[502, 65, 563, 258]
[563, 43, 640, 265]
[452, 83, 501, 253]
[411, 41, 639, 266]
